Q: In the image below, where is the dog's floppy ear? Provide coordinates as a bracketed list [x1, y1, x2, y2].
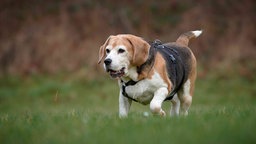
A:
[126, 35, 150, 66]
[98, 36, 112, 64]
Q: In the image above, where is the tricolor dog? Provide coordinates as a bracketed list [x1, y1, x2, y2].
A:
[98, 30, 202, 117]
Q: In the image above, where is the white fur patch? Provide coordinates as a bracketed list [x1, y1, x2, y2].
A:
[192, 30, 203, 37]
[180, 79, 192, 116]
[119, 90, 131, 118]
[150, 87, 168, 116]
[170, 94, 180, 116]
[183, 79, 191, 96]
[127, 67, 138, 81]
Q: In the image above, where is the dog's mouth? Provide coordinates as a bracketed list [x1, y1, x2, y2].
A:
[107, 67, 125, 78]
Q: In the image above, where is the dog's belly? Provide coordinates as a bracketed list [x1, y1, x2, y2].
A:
[137, 92, 155, 105]
[126, 87, 154, 105]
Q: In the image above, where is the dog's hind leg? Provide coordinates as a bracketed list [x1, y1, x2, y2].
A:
[179, 79, 193, 116]
[170, 94, 180, 116]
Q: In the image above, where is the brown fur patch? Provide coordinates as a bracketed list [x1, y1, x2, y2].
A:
[153, 52, 173, 92]
[188, 53, 197, 96]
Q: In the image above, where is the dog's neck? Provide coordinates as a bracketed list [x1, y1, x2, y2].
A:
[120, 66, 150, 83]
[120, 67, 138, 83]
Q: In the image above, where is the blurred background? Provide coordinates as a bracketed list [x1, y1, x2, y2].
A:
[0, 0, 255, 79]
[0, 1, 256, 143]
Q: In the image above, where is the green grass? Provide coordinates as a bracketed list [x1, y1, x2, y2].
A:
[0, 73, 256, 144]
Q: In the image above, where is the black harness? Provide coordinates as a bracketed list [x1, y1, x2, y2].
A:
[121, 40, 185, 102]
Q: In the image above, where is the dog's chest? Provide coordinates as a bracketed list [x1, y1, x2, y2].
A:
[125, 72, 168, 104]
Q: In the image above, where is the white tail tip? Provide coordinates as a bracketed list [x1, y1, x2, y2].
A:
[192, 30, 203, 37]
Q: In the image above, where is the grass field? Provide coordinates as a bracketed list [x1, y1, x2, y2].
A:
[0, 72, 255, 144]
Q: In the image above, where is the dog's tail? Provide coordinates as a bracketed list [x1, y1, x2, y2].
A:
[176, 30, 202, 46]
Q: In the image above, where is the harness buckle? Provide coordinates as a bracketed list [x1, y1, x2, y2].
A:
[170, 54, 176, 63]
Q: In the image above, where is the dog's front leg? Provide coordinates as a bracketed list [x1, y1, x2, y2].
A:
[119, 90, 132, 118]
[150, 87, 168, 116]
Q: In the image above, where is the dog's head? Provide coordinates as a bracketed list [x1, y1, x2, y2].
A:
[98, 34, 150, 79]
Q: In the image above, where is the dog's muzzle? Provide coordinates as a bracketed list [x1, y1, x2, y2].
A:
[106, 67, 125, 78]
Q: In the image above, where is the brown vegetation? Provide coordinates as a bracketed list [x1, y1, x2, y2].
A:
[0, 0, 255, 79]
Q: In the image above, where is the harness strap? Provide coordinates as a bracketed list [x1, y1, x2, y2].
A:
[121, 80, 138, 102]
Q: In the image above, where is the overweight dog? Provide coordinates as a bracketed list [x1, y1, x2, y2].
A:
[98, 30, 202, 117]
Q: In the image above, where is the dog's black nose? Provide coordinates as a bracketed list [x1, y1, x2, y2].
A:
[104, 58, 112, 65]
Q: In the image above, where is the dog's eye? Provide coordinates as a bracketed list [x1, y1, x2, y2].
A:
[118, 49, 125, 54]
[106, 49, 110, 54]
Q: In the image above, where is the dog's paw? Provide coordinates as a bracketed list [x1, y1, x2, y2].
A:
[119, 113, 128, 118]
[160, 109, 166, 117]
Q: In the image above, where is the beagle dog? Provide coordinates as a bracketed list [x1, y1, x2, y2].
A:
[98, 30, 202, 117]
